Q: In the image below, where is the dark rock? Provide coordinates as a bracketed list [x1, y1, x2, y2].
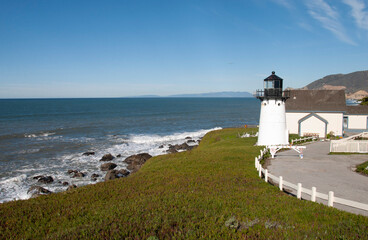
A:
[185, 136, 192, 140]
[100, 162, 117, 171]
[82, 151, 95, 156]
[91, 174, 99, 181]
[72, 172, 85, 178]
[197, 140, 201, 143]
[100, 153, 115, 161]
[158, 145, 164, 149]
[67, 184, 77, 191]
[32, 175, 43, 180]
[167, 143, 193, 153]
[166, 148, 178, 154]
[68, 170, 85, 178]
[116, 154, 122, 158]
[28, 186, 52, 198]
[37, 176, 54, 184]
[105, 169, 130, 181]
[124, 153, 152, 173]
[62, 182, 69, 186]
[187, 139, 196, 143]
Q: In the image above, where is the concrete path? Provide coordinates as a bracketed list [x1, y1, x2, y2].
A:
[266, 141, 368, 216]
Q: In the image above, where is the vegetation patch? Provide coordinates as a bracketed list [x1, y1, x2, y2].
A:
[0, 128, 367, 239]
[329, 152, 368, 155]
[356, 161, 368, 176]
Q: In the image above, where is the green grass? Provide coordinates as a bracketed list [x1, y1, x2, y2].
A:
[356, 161, 368, 176]
[1, 128, 367, 239]
[329, 152, 368, 155]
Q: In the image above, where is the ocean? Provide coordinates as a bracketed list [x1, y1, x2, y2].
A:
[0, 98, 260, 203]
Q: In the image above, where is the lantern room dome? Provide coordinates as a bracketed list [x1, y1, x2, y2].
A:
[264, 71, 283, 81]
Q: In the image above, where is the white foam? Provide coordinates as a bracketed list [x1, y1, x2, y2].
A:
[0, 174, 29, 202]
[129, 127, 221, 144]
[24, 132, 56, 138]
[17, 148, 40, 154]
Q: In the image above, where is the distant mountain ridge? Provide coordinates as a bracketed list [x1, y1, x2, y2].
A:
[304, 70, 368, 99]
[305, 70, 368, 92]
[130, 91, 253, 98]
[168, 91, 253, 98]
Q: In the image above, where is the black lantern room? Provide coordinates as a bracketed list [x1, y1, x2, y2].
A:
[256, 71, 289, 101]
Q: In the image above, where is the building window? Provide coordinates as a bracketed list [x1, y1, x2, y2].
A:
[343, 116, 348, 129]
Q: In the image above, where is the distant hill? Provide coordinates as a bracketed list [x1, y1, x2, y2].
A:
[168, 91, 253, 98]
[128, 95, 161, 98]
[304, 70, 368, 99]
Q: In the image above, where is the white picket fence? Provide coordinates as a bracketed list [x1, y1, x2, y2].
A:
[291, 136, 317, 145]
[330, 132, 368, 153]
[255, 148, 368, 212]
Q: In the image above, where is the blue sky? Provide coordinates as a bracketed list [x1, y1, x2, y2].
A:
[1, 0, 368, 98]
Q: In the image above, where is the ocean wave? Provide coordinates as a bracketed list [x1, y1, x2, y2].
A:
[0, 174, 27, 185]
[128, 127, 221, 144]
[0, 174, 29, 202]
[17, 148, 41, 154]
[24, 132, 56, 138]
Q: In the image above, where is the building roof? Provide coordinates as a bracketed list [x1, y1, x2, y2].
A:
[286, 90, 346, 112]
[264, 71, 283, 81]
[345, 105, 368, 115]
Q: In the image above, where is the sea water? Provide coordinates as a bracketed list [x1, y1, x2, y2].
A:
[0, 98, 259, 202]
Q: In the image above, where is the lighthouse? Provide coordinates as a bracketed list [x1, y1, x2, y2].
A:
[256, 71, 290, 146]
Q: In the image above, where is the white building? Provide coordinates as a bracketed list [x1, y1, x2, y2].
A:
[344, 106, 368, 131]
[286, 90, 368, 138]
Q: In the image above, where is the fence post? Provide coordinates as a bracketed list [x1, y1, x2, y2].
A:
[311, 187, 316, 202]
[279, 176, 283, 191]
[265, 169, 268, 182]
[328, 191, 334, 207]
[258, 166, 262, 177]
[255, 157, 258, 169]
[297, 183, 302, 199]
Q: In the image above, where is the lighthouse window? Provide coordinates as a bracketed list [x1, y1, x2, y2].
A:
[264, 81, 274, 89]
[274, 80, 280, 89]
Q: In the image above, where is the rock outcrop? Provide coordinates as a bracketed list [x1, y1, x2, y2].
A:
[34, 176, 54, 184]
[68, 170, 85, 178]
[100, 153, 115, 161]
[28, 186, 52, 198]
[166, 143, 193, 153]
[100, 163, 117, 171]
[82, 151, 95, 156]
[104, 169, 130, 181]
[91, 173, 100, 181]
[124, 153, 152, 173]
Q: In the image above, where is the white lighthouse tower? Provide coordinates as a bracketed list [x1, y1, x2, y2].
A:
[256, 71, 290, 146]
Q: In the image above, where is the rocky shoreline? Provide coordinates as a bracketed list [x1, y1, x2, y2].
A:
[27, 137, 200, 199]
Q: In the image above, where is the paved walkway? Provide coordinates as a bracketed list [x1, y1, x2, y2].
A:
[266, 141, 368, 216]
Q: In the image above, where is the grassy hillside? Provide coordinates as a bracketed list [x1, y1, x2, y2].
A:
[1, 128, 367, 239]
